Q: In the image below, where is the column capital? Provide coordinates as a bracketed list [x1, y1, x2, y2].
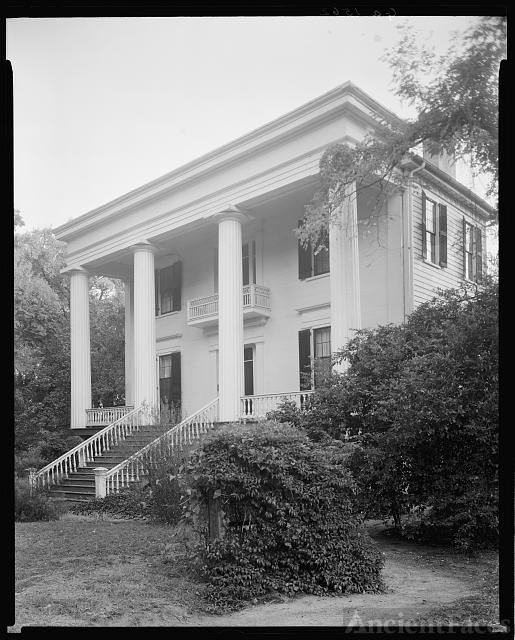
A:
[131, 241, 157, 255]
[65, 266, 89, 276]
[214, 204, 252, 225]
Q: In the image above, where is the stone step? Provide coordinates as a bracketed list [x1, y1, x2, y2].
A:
[49, 483, 96, 494]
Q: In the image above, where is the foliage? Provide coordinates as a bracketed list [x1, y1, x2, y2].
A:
[15, 432, 84, 477]
[302, 278, 498, 550]
[265, 399, 302, 427]
[14, 476, 60, 522]
[185, 421, 384, 611]
[14, 211, 126, 454]
[70, 488, 152, 520]
[298, 17, 504, 250]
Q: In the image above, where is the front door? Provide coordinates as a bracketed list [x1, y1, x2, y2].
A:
[159, 352, 181, 421]
[244, 346, 254, 396]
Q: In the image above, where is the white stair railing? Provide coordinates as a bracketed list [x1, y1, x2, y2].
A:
[86, 406, 134, 426]
[104, 398, 219, 496]
[240, 391, 314, 419]
[31, 405, 147, 492]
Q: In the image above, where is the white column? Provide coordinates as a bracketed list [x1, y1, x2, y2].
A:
[133, 243, 157, 417]
[123, 279, 134, 406]
[329, 183, 361, 373]
[216, 206, 247, 422]
[70, 268, 92, 429]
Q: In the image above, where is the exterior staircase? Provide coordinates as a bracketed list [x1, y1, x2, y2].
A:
[48, 423, 173, 502]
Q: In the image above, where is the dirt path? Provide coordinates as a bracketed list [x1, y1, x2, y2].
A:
[186, 524, 479, 626]
[13, 518, 493, 629]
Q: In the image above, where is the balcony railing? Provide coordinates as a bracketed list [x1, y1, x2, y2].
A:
[86, 406, 134, 426]
[241, 391, 314, 419]
[187, 284, 271, 325]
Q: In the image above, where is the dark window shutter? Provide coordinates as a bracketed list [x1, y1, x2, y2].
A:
[298, 220, 312, 280]
[154, 269, 159, 316]
[438, 204, 448, 267]
[475, 227, 483, 279]
[171, 261, 182, 311]
[421, 192, 427, 259]
[171, 351, 181, 407]
[298, 329, 312, 390]
[462, 217, 467, 278]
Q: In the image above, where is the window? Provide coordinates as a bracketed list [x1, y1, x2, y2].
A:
[214, 241, 256, 293]
[158, 352, 181, 416]
[155, 262, 182, 316]
[244, 346, 254, 396]
[422, 193, 447, 267]
[463, 219, 483, 281]
[298, 326, 331, 390]
[298, 222, 330, 279]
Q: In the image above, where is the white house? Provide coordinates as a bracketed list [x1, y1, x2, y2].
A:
[34, 82, 494, 499]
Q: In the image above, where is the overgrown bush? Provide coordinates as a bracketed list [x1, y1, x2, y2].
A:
[15, 476, 60, 522]
[70, 487, 151, 520]
[185, 421, 384, 611]
[301, 279, 498, 550]
[265, 399, 302, 427]
[15, 431, 84, 477]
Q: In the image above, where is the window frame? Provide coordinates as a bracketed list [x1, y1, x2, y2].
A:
[463, 218, 483, 282]
[298, 223, 330, 280]
[298, 325, 332, 390]
[155, 261, 182, 317]
[421, 191, 448, 268]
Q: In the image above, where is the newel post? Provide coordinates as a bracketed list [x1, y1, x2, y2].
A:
[26, 468, 37, 496]
[94, 467, 109, 498]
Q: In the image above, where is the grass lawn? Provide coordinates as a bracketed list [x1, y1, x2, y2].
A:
[12, 514, 204, 629]
[12, 515, 501, 629]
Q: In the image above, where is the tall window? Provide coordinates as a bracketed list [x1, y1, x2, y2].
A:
[214, 241, 256, 292]
[298, 222, 330, 279]
[422, 192, 447, 267]
[159, 352, 181, 416]
[463, 219, 483, 281]
[155, 261, 182, 316]
[298, 326, 331, 390]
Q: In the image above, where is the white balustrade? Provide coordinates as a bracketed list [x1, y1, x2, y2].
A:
[240, 391, 314, 419]
[104, 398, 219, 496]
[86, 406, 134, 426]
[32, 405, 147, 491]
[187, 284, 271, 322]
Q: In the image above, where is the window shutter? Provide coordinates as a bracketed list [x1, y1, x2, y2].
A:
[475, 227, 483, 279]
[298, 220, 312, 280]
[462, 217, 467, 278]
[421, 192, 427, 259]
[171, 261, 182, 312]
[438, 204, 448, 267]
[154, 269, 159, 316]
[171, 351, 181, 408]
[298, 329, 312, 390]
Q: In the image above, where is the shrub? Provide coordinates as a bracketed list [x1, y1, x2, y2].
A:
[185, 421, 384, 611]
[70, 487, 151, 520]
[300, 279, 498, 549]
[265, 399, 302, 427]
[15, 476, 60, 522]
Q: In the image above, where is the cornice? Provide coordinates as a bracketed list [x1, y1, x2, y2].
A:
[54, 83, 400, 243]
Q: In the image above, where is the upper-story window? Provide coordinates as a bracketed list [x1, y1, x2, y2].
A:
[155, 261, 182, 315]
[298, 222, 330, 279]
[463, 219, 483, 281]
[214, 241, 256, 292]
[422, 192, 447, 267]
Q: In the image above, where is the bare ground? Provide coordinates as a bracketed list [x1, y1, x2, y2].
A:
[11, 515, 499, 630]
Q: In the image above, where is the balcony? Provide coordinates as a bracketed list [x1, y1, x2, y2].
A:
[187, 284, 271, 327]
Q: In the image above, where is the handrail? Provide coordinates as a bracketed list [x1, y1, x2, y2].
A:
[104, 398, 219, 495]
[86, 405, 134, 425]
[241, 390, 314, 419]
[31, 405, 147, 491]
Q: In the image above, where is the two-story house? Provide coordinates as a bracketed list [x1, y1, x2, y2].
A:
[33, 82, 494, 499]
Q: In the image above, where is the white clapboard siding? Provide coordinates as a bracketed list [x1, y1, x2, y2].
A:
[411, 180, 487, 309]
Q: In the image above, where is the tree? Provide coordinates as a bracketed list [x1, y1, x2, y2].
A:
[302, 278, 498, 549]
[298, 16, 505, 250]
[14, 212, 127, 455]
